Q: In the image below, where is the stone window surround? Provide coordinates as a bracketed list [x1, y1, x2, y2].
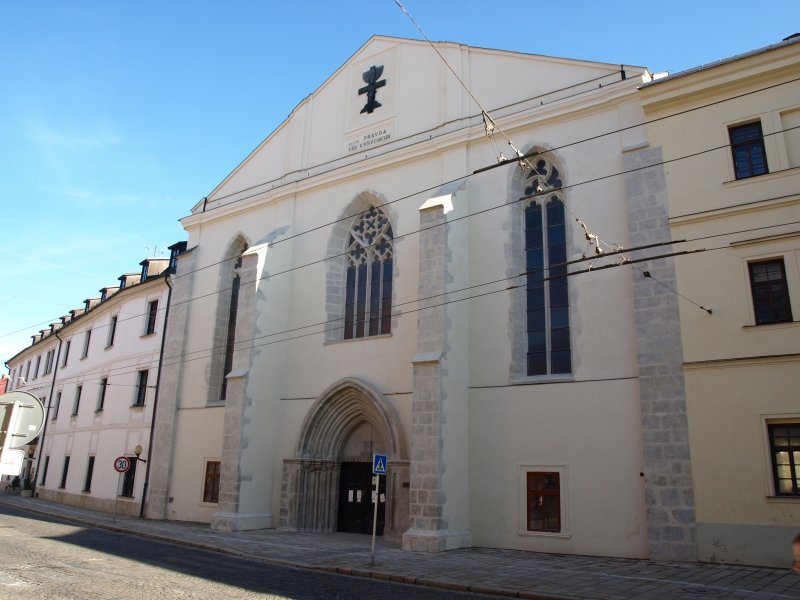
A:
[761, 413, 800, 498]
[740, 250, 798, 327]
[325, 191, 400, 344]
[517, 463, 570, 538]
[506, 145, 576, 381]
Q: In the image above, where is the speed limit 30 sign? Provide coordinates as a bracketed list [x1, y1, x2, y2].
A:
[114, 456, 131, 473]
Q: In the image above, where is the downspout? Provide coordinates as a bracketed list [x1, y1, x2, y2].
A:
[34, 332, 63, 487]
[140, 274, 173, 518]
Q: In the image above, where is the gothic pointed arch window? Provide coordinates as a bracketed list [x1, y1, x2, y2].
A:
[524, 157, 571, 375]
[219, 243, 246, 401]
[344, 206, 393, 339]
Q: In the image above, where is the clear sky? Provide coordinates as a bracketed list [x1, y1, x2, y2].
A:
[2, 1, 799, 366]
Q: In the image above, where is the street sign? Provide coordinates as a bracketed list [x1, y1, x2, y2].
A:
[113, 456, 131, 473]
[0, 391, 45, 449]
[372, 453, 387, 475]
[0, 449, 25, 477]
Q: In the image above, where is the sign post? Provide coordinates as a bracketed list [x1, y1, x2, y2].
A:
[112, 456, 130, 522]
[370, 453, 387, 566]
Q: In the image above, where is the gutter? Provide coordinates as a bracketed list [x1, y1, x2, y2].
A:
[33, 331, 63, 486]
[139, 274, 173, 518]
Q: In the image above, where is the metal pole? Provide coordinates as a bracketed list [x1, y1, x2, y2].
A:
[370, 474, 380, 566]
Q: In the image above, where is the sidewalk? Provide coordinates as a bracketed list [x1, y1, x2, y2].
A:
[1, 493, 798, 600]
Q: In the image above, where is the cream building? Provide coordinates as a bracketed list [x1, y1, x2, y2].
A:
[639, 35, 800, 567]
[5, 246, 184, 515]
[146, 36, 698, 561]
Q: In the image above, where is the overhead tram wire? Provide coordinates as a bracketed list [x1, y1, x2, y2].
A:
[5, 119, 800, 344]
[43, 210, 800, 390]
[39, 228, 789, 390]
[45, 242, 707, 389]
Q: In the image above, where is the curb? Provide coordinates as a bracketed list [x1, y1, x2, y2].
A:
[0, 496, 578, 600]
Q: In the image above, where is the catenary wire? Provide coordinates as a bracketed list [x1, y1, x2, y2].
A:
[22, 215, 800, 390]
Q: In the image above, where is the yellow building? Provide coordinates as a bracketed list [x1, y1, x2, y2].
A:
[640, 35, 800, 567]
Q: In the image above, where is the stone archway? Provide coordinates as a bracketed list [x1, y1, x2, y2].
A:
[279, 377, 409, 539]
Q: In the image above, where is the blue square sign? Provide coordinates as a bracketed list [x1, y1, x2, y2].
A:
[372, 453, 388, 475]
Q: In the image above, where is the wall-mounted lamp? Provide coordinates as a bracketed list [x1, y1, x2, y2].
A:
[133, 444, 147, 464]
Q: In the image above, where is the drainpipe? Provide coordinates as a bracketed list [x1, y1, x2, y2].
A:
[140, 274, 173, 518]
[34, 332, 63, 487]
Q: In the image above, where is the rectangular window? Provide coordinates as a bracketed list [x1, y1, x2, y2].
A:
[526, 471, 561, 532]
[62, 340, 71, 367]
[769, 424, 800, 496]
[82, 329, 92, 358]
[34, 356, 41, 379]
[83, 456, 95, 492]
[203, 460, 221, 503]
[107, 315, 118, 347]
[43, 350, 51, 375]
[134, 370, 148, 406]
[145, 300, 158, 335]
[749, 259, 793, 325]
[59, 456, 70, 489]
[120, 458, 137, 497]
[72, 385, 82, 416]
[52, 392, 62, 420]
[729, 122, 768, 179]
[25, 361, 31, 380]
[41, 456, 50, 486]
[97, 378, 108, 411]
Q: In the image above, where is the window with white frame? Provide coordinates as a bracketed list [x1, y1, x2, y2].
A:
[768, 423, 800, 496]
[729, 121, 768, 180]
[81, 329, 92, 358]
[748, 258, 793, 325]
[519, 465, 568, 535]
[144, 300, 158, 335]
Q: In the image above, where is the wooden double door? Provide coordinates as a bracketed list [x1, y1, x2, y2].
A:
[337, 462, 385, 535]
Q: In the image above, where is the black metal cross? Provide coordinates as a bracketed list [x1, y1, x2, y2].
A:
[358, 65, 386, 114]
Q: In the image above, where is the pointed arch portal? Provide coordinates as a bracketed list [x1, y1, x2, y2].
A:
[280, 378, 409, 538]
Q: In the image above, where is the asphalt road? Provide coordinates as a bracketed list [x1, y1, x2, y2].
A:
[0, 504, 500, 600]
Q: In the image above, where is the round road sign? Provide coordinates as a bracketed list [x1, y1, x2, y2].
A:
[113, 456, 131, 473]
[0, 391, 45, 449]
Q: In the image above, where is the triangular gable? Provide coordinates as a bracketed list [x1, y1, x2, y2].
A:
[197, 35, 646, 213]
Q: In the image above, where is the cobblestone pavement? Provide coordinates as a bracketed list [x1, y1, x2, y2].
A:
[1, 493, 799, 600]
[0, 503, 498, 599]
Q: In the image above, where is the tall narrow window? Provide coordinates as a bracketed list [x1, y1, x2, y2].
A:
[41, 456, 50, 486]
[34, 356, 41, 379]
[145, 300, 158, 335]
[83, 456, 95, 492]
[62, 340, 71, 367]
[72, 385, 82, 416]
[203, 460, 221, 503]
[221, 255, 243, 401]
[344, 206, 393, 339]
[120, 458, 137, 497]
[52, 392, 62, 420]
[134, 370, 148, 406]
[82, 329, 92, 358]
[749, 259, 793, 325]
[59, 456, 70, 489]
[107, 315, 118, 346]
[524, 159, 571, 376]
[729, 121, 768, 179]
[769, 424, 800, 496]
[97, 378, 108, 411]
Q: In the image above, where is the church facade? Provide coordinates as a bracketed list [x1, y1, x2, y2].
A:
[145, 36, 696, 560]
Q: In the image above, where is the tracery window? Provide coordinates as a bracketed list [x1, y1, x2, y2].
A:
[344, 206, 393, 339]
[524, 158, 571, 376]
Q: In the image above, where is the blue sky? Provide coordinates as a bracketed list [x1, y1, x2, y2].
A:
[2, 1, 799, 366]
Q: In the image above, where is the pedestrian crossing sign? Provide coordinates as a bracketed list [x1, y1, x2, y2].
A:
[372, 453, 388, 475]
